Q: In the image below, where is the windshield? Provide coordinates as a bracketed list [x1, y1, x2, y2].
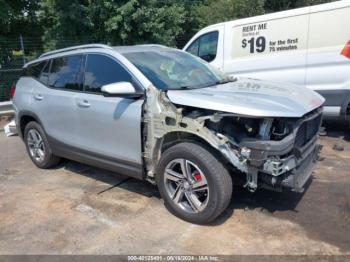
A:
[123, 49, 230, 90]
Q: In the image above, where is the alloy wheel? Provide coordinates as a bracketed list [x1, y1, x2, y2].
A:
[27, 129, 45, 162]
[164, 158, 209, 213]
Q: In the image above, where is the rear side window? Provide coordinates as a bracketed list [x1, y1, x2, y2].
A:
[24, 61, 47, 78]
[38, 60, 51, 85]
[49, 55, 83, 91]
[84, 54, 132, 93]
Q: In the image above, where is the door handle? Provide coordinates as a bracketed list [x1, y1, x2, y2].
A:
[77, 99, 91, 108]
[33, 94, 43, 101]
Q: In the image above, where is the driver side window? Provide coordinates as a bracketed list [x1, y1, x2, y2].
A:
[186, 31, 219, 63]
[84, 54, 132, 94]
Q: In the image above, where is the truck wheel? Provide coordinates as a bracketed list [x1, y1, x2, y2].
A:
[156, 142, 233, 224]
[24, 121, 60, 169]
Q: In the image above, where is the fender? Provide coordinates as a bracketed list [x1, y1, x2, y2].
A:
[17, 110, 44, 139]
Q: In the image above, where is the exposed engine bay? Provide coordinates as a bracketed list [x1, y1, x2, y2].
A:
[143, 85, 323, 193]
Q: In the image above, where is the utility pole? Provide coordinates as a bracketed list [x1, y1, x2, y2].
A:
[19, 34, 25, 65]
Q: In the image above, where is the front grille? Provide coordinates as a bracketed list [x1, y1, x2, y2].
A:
[295, 112, 322, 148]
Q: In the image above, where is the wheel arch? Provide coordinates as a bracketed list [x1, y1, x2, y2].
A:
[155, 131, 231, 174]
[160, 131, 212, 152]
[18, 111, 43, 139]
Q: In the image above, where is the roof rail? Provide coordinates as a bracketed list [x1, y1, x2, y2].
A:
[137, 44, 167, 48]
[39, 44, 112, 58]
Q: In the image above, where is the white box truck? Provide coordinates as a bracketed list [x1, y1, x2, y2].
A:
[183, 0, 350, 123]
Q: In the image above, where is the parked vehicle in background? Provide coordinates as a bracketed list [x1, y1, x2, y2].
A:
[184, 0, 350, 124]
[13, 44, 324, 224]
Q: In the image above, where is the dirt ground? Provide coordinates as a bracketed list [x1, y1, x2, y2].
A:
[0, 121, 349, 255]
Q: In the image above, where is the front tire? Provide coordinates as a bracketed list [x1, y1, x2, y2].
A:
[24, 121, 60, 169]
[156, 142, 233, 224]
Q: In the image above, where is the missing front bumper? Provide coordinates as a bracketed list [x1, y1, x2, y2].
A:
[259, 144, 322, 192]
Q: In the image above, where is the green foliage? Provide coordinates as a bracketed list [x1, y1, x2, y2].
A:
[0, 0, 41, 36]
[99, 0, 186, 46]
[39, 0, 186, 49]
[0, 0, 337, 52]
[194, 0, 265, 29]
[264, 0, 335, 12]
[39, 0, 93, 50]
[295, 0, 336, 7]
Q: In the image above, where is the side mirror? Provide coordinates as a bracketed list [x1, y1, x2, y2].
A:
[101, 82, 143, 98]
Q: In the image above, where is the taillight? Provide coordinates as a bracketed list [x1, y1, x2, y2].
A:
[10, 84, 15, 99]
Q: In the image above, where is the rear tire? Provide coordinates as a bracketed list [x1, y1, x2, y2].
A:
[156, 142, 233, 224]
[24, 121, 60, 169]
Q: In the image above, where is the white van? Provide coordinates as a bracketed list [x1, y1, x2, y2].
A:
[183, 0, 350, 123]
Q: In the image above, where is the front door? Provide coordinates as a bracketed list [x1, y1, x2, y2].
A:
[75, 53, 144, 168]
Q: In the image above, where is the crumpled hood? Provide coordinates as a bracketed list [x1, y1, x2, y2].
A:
[167, 78, 325, 117]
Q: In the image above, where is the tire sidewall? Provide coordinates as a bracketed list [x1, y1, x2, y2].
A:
[24, 122, 52, 168]
[156, 143, 229, 224]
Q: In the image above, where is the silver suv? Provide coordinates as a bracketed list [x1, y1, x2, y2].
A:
[13, 44, 324, 224]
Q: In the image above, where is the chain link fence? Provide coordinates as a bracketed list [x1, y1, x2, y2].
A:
[0, 68, 22, 101]
[0, 36, 41, 102]
[0, 36, 95, 102]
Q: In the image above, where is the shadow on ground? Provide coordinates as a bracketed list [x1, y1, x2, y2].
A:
[322, 121, 350, 141]
[57, 160, 160, 199]
[58, 157, 308, 225]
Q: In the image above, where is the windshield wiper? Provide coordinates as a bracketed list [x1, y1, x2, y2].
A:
[215, 80, 230, 85]
[170, 77, 238, 90]
[178, 86, 195, 90]
[199, 79, 232, 89]
[215, 77, 238, 85]
[165, 85, 197, 90]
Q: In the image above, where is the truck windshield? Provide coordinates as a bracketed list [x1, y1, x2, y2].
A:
[123, 50, 229, 90]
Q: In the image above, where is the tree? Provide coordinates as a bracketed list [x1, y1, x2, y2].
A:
[0, 0, 42, 67]
[264, 0, 335, 12]
[39, 0, 186, 50]
[39, 0, 93, 50]
[100, 0, 186, 46]
[0, 0, 41, 35]
[194, 0, 265, 30]
[295, 0, 336, 7]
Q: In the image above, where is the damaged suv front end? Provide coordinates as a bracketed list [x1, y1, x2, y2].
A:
[233, 108, 323, 192]
[151, 80, 324, 194]
[240, 109, 322, 192]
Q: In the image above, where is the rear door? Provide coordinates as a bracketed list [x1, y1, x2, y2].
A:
[75, 53, 144, 166]
[33, 55, 83, 147]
